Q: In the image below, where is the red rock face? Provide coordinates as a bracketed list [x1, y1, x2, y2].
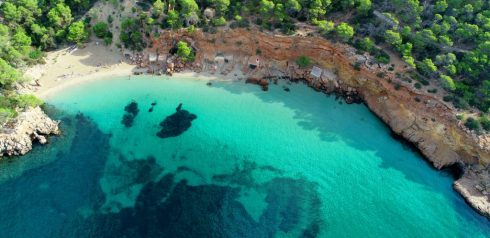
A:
[149, 28, 490, 217]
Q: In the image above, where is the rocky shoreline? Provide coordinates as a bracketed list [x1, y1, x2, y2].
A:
[0, 107, 60, 157]
[141, 28, 490, 218]
[4, 26, 489, 218]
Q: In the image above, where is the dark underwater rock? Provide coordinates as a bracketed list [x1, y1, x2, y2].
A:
[125, 101, 139, 115]
[156, 103, 197, 138]
[121, 101, 139, 127]
[246, 77, 269, 91]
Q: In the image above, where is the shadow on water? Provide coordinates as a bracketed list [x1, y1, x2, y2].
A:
[211, 80, 439, 182]
[0, 112, 112, 238]
[211, 80, 490, 226]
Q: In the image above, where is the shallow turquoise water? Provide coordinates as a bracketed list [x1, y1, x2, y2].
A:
[0, 76, 488, 237]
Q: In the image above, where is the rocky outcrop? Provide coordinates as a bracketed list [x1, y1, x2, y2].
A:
[246, 77, 269, 91]
[0, 107, 60, 156]
[150, 28, 490, 218]
[156, 103, 197, 138]
[455, 170, 490, 218]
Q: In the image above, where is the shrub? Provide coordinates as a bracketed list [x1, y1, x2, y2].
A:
[394, 82, 401, 90]
[374, 50, 390, 64]
[14, 94, 44, 109]
[212, 16, 227, 26]
[29, 49, 43, 60]
[93, 22, 109, 38]
[356, 37, 374, 53]
[453, 97, 469, 109]
[464, 117, 481, 132]
[480, 116, 490, 131]
[0, 107, 17, 124]
[103, 36, 113, 45]
[414, 82, 422, 89]
[296, 55, 311, 68]
[443, 95, 453, 102]
[353, 61, 361, 71]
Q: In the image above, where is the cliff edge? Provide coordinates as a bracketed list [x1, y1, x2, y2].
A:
[0, 107, 60, 157]
[148, 28, 490, 218]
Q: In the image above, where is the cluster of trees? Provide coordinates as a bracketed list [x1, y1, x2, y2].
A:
[2, 0, 489, 128]
[353, 0, 490, 113]
[93, 22, 113, 45]
[119, 0, 488, 111]
[119, 0, 489, 131]
[0, 0, 95, 123]
[122, 0, 359, 43]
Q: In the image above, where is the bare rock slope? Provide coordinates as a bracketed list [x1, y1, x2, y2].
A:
[151, 28, 490, 218]
[0, 107, 60, 157]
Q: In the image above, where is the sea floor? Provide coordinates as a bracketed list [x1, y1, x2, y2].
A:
[0, 76, 488, 237]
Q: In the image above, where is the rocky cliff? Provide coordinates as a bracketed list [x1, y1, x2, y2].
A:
[0, 107, 60, 157]
[150, 28, 490, 218]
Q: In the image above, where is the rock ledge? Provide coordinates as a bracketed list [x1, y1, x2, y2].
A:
[0, 107, 60, 156]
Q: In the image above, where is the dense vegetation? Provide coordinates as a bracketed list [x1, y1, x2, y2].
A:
[0, 0, 97, 123]
[116, 0, 489, 132]
[0, 0, 95, 124]
[1, 0, 489, 132]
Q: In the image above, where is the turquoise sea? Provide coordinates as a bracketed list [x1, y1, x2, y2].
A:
[0, 76, 488, 237]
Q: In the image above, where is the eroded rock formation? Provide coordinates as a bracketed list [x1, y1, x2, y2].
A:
[150, 28, 490, 218]
[0, 107, 60, 157]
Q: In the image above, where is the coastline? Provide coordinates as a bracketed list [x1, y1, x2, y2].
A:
[20, 28, 490, 219]
[29, 42, 249, 99]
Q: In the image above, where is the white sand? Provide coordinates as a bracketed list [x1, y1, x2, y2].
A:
[27, 41, 248, 99]
[26, 42, 136, 99]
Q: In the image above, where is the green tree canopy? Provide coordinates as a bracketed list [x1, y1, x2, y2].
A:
[47, 3, 73, 29]
[177, 0, 199, 17]
[176, 41, 194, 62]
[417, 58, 438, 75]
[0, 58, 22, 87]
[440, 74, 456, 91]
[93, 22, 109, 38]
[153, 0, 165, 16]
[120, 18, 146, 51]
[335, 22, 354, 41]
[385, 29, 402, 46]
[67, 21, 87, 44]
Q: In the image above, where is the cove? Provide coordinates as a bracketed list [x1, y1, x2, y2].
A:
[0, 76, 488, 237]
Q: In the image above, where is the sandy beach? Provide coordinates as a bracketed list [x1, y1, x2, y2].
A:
[25, 42, 134, 98]
[26, 41, 246, 99]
